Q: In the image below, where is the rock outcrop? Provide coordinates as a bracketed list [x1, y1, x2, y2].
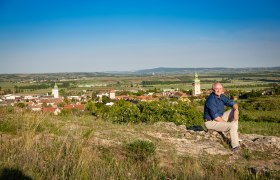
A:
[147, 122, 280, 172]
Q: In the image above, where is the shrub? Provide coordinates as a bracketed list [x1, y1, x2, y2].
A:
[60, 109, 71, 116]
[92, 100, 203, 125]
[137, 101, 162, 123]
[5, 106, 14, 113]
[0, 117, 18, 134]
[16, 102, 26, 108]
[109, 100, 140, 123]
[124, 140, 156, 161]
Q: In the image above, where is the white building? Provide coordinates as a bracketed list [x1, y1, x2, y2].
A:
[52, 83, 59, 98]
[109, 89, 116, 99]
[24, 95, 36, 100]
[192, 73, 201, 96]
[3, 94, 19, 100]
[105, 102, 114, 106]
[67, 96, 81, 101]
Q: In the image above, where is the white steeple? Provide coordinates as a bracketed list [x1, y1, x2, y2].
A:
[192, 72, 201, 96]
[52, 83, 59, 98]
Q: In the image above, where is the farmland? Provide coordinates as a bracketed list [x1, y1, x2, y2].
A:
[1, 68, 279, 95]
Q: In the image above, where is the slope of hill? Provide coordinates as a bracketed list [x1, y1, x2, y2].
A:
[0, 111, 279, 179]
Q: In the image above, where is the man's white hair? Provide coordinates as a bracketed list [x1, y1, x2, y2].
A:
[212, 82, 223, 89]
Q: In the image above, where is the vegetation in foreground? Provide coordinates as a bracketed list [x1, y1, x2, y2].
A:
[0, 110, 279, 179]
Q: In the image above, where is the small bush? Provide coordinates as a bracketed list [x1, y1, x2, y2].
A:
[242, 149, 252, 160]
[0, 119, 18, 134]
[5, 106, 14, 113]
[124, 140, 156, 161]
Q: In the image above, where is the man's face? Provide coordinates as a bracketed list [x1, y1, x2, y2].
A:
[213, 83, 224, 96]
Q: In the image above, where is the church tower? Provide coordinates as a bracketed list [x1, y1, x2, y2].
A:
[192, 73, 201, 96]
[109, 89, 116, 99]
[52, 83, 59, 98]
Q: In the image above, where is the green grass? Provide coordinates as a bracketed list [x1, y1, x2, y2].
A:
[124, 140, 156, 161]
[242, 110, 280, 122]
[239, 121, 280, 136]
[0, 110, 279, 179]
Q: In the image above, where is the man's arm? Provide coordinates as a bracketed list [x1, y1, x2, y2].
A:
[222, 94, 239, 121]
[232, 103, 239, 121]
[233, 103, 238, 111]
[214, 104, 239, 122]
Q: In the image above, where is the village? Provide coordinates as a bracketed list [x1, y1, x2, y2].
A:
[0, 73, 211, 115]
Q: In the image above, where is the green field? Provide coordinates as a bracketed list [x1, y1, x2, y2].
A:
[239, 121, 280, 136]
[1, 71, 278, 95]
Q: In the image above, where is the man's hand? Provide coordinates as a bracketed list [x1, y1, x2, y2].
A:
[233, 109, 239, 121]
[214, 116, 225, 122]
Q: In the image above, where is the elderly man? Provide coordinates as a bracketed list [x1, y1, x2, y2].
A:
[204, 82, 240, 152]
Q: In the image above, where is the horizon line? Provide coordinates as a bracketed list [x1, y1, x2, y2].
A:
[1, 66, 280, 75]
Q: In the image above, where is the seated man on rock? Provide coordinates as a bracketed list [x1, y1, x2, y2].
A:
[204, 82, 240, 152]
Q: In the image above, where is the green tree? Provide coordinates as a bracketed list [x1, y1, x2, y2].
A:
[16, 102, 25, 108]
[227, 90, 239, 99]
[109, 100, 140, 123]
[14, 86, 19, 93]
[136, 90, 145, 96]
[62, 82, 70, 88]
[4, 89, 13, 95]
[188, 89, 192, 95]
[274, 84, 280, 95]
[58, 102, 65, 108]
[102, 96, 110, 104]
[91, 92, 98, 100]
[59, 89, 67, 96]
[86, 101, 98, 115]
[64, 98, 70, 104]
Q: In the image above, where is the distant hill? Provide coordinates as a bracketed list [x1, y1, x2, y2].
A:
[1, 67, 280, 78]
[130, 67, 280, 75]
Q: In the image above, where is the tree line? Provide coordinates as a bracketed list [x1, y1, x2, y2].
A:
[13, 82, 71, 93]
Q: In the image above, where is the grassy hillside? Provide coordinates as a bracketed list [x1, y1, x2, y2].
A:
[0, 110, 279, 179]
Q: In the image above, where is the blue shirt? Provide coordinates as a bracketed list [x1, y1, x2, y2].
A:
[203, 92, 236, 120]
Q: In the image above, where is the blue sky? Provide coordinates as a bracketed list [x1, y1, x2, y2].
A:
[0, 0, 280, 73]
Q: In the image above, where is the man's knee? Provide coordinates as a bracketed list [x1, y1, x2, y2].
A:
[229, 122, 238, 130]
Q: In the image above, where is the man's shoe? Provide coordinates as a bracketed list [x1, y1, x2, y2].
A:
[232, 146, 240, 153]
